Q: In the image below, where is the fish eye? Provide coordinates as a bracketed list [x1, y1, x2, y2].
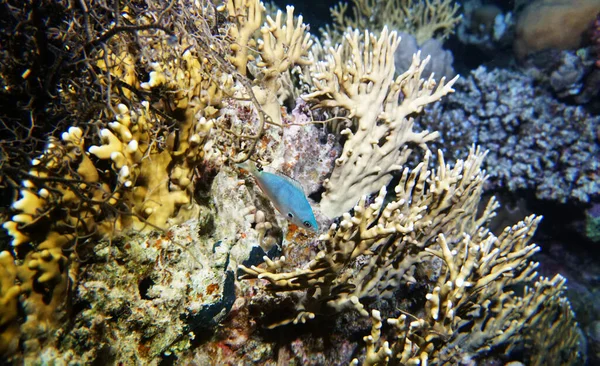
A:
[287, 212, 294, 219]
[303, 221, 311, 228]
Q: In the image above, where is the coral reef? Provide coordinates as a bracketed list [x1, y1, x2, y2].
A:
[416, 66, 600, 203]
[0, 0, 586, 364]
[326, 0, 462, 45]
[0, 0, 312, 360]
[241, 147, 498, 323]
[241, 147, 582, 364]
[1, 1, 226, 355]
[303, 28, 458, 217]
[394, 32, 456, 80]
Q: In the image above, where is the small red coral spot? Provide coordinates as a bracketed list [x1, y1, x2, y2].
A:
[207, 283, 219, 295]
[138, 343, 150, 357]
[286, 223, 298, 241]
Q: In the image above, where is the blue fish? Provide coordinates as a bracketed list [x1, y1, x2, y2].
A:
[242, 163, 318, 232]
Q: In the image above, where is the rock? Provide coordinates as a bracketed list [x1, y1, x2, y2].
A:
[514, 0, 600, 59]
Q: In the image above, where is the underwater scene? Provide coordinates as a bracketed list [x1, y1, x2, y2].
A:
[0, 0, 599, 364]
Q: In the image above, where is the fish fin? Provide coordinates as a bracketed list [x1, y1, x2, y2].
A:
[274, 169, 306, 193]
[249, 162, 306, 193]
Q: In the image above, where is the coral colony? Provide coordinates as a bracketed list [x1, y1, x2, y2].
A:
[3, 0, 599, 364]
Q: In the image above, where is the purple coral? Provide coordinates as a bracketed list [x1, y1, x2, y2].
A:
[416, 66, 600, 203]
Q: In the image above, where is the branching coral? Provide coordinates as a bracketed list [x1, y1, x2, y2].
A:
[303, 28, 458, 217]
[218, 0, 313, 147]
[361, 274, 580, 365]
[328, 0, 462, 45]
[0, 0, 316, 359]
[240, 147, 497, 323]
[240, 147, 582, 363]
[0, 0, 232, 358]
[251, 5, 313, 125]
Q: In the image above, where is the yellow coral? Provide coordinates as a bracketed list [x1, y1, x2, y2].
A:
[242, 147, 581, 364]
[240, 148, 496, 323]
[1, 1, 227, 358]
[328, 0, 462, 45]
[222, 0, 265, 76]
[0, 251, 20, 355]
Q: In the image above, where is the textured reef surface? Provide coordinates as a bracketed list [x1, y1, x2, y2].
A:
[1, 0, 598, 365]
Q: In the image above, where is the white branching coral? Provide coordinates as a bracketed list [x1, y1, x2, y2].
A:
[303, 28, 458, 217]
[222, 0, 265, 76]
[252, 5, 313, 125]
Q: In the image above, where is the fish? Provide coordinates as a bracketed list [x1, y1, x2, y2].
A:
[240, 163, 318, 232]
